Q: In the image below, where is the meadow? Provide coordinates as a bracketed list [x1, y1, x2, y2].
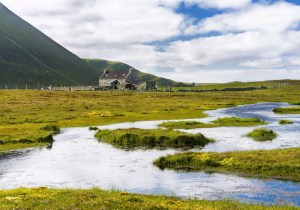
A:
[0, 80, 299, 152]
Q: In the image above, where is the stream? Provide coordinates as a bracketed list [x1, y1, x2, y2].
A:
[0, 102, 299, 206]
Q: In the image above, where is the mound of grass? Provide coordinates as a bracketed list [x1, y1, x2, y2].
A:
[273, 107, 300, 114]
[154, 148, 300, 181]
[246, 128, 277, 141]
[159, 121, 217, 129]
[279, 119, 294, 125]
[0, 188, 296, 210]
[212, 117, 266, 127]
[95, 128, 214, 149]
[89, 126, 98, 131]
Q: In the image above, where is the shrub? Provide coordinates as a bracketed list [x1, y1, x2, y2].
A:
[40, 125, 60, 133]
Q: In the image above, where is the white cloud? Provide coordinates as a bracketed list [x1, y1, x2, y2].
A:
[1, 0, 300, 82]
[184, 0, 252, 10]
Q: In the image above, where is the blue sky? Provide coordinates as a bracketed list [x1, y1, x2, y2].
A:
[2, 0, 300, 82]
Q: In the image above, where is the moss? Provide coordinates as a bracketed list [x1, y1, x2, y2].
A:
[95, 128, 214, 149]
[154, 148, 300, 181]
[246, 128, 277, 141]
[212, 117, 266, 127]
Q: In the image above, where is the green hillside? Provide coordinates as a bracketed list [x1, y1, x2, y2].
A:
[85, 59, 178, 87]
[0, 3, 99, 88]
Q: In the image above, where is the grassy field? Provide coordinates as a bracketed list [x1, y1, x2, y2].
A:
[154, 148, 300, 181]
[95, 128, 213, 149]
[0, 188, 298, 210]
[0, 81, 299, 152]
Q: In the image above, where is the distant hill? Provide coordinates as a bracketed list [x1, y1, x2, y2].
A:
[85, 59, 178, 87]
[0, 3, 99, 88]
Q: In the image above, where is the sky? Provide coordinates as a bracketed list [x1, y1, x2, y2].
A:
[2, 0, 300, 83]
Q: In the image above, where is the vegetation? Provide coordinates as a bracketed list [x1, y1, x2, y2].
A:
[0, 80, 299, 153]
[212, 117, 266, 127]
[273, 107, 300, 114]
[159, 117, 266, 129]
[290, 101, 300, 105]
[154, 148, 300, 181]
[95, 128, 213, 149]
[89, 126, 99, 131]
[40, 124, 60, 133]
[0, 188, 298, 210]
[246, 128, 277, 141]
[159, 121, 217, 129]
[279, 119, 294, 125]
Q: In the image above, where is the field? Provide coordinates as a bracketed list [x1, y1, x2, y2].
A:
[0, 188, 298, 210]
[0, 80, 300, 153]
[154, 148, 300, 181]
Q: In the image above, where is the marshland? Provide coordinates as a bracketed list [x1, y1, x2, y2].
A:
[0, 81, 300, 209]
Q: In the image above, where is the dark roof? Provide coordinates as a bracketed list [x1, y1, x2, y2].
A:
[100, 70, 130, 80]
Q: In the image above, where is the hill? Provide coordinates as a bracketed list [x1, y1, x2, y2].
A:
[85, 59, 178, 87]
[0, 3, 100, 88]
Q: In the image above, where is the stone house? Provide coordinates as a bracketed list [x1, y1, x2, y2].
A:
[99, 68, 134, 89]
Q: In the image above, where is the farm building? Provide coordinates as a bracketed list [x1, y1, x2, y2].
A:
[99, 68, 134, 89]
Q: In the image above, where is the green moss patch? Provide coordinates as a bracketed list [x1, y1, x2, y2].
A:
[95, 128, 214, 149]
[154, 148, 300, 181]
[159, 121, 217, 129]
[212, 117, 266, 127]
[246, 128, 277, 141]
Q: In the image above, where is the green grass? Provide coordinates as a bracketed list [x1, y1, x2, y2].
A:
[0, 80, 299, 153]
[95, 128, 214, 149]
[273, 107, 300, 114]
[154, 148, 300, 181]
[159, 117, 266, 129]
[279, 119, 294, 125]
[212, 117, 266, 127]
[246, 128, 277, 141]
[159, 121, 218, 129]
[0, 188, 298, 210]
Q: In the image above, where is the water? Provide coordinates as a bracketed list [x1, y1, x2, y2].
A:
[0, 102, 299, 206]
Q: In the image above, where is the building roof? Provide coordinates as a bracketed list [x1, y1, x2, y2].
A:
[100, 70, 130, 80]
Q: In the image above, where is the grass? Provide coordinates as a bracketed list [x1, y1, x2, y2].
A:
[0, 188, 298, 210]
[273, 107, 300, 114]
[95, 128, 214, 149]
[212, 117, 266, 127]
[246, 128, 277, 141]
[159, 121, 218, 129]
[279, 119, 294, 125]
[153, 148, 300, 181]
[0, 80, 299, 153]
[159, 117, 266, 129]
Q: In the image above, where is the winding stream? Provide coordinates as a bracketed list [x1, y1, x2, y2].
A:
[0, 102, 299, 205]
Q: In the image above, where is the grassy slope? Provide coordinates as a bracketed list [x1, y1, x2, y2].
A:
[0, 188, 298, 210]
[85, 58, 178, 86]
[154, 148, 300, 181]
[0, 81, 299, 152]
[0, 3, 99, 88]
